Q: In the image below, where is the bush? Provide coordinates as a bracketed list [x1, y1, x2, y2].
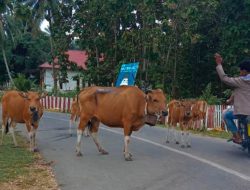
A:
[48, 89, 79, 98]
[12, 74, 37, 92]
[0, 91, 4, 102]
[199, 83, 222, 105]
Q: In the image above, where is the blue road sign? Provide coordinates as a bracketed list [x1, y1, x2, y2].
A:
[115, 62, 139, 87]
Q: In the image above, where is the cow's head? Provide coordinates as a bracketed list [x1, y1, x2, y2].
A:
[180, 101, 193, 118]
[19, 91, 47, 115]
[146, 89, 168, 117]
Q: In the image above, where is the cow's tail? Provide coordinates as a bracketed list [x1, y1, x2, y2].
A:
[76, 94, 79, 104]
[87, 120, 92, 132]
[5, 121, 9, 134]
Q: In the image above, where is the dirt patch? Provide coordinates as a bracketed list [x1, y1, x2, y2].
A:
[0, 131, 59, 190]
[0, 154, 59, 190]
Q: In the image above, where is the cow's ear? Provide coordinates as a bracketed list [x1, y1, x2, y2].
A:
[39, 92, 48, 99]
[19, 92, 28, 99]
[156, 89, 163, 92]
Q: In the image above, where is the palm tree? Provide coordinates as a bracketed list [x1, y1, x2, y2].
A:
[0, 0, 15, 86]
[22, 0, 70, 94]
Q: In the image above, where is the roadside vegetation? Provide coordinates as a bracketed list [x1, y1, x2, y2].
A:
[159, 124, 232, 140]
[0, 130, 58, 190]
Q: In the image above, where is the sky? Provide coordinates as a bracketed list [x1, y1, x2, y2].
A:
[40, 19, 49, 33]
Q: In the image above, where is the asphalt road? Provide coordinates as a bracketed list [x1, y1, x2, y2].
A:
[5, 111, 250, 190]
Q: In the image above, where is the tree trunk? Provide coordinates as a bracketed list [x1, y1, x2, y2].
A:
[2, 46, 15, 87]
[48, 9, 58, 95]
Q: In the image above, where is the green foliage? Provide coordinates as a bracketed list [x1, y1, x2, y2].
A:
[1, 0, 250, 101]
[0, 91, 3, 102]
[0, 133, 35, 182]
[48, 89, 79, 98]
[12, 74, 36, 92]
[199, 83, 221, 105]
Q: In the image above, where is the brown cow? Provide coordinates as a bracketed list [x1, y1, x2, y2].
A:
[69, 99, 89, 137]
[191, 100, 208, 130]
[1, 90, 46, 151]
[166, 99, 193, 148]
[76, 86, 167, 161]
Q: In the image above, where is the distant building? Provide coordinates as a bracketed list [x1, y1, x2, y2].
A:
[39, 50, 88, 92]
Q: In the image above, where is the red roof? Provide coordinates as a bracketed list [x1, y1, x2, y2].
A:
[39, 50, 88, 70]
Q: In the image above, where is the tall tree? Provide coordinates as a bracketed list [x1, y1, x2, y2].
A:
[0, 0, 15, 86]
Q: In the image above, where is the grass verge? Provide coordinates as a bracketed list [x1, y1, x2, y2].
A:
[158, 124, 232, 139]
[0, 132, 58, 190]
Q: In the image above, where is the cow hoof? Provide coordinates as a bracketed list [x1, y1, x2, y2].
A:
[76, 152, 83, 157]
[176, 141, 179, 144]
[124, 153, 133, 161]
[85, 134, 90, 137]
[125, 157, 133, 161]
[187, 145, 191, 148]
[166, 140, 170, 144]
[100, 149, 109, 155]
[33, 148, 39, 152]
[125, 156, 133, 161]
[181, 145, 185, 148]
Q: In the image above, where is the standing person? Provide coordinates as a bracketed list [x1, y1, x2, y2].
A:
[214, 53, 250, 143]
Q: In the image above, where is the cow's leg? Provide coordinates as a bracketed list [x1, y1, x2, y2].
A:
[90, 119, 108, 154]
[76, 123, 84, 156]
[186, 121, 192, 148]
[180, 131, 185, 148]
[165, 116, 171, 143]
[166, 126, 171, 143]
[76, 115, 89, 156]
[191, 120, 195, 130]
[69, 119, 73, 136]
[84, 125, 90, 137]
[174, 123, 180, 144]
[0, 125, 4, 145]
[76, 129, 83, 156]
[1, 115, 8, 145]
[186, 131, 191, 148]
[29, 128, 37, 152]
[123, 124, 133, 161]
[180, 123, 186, 148]
[26, 123, 35, 152]
[28, 130, 33, 151]
[174, 130, 180, 144]
[1, 124, 5, 145]
[1, 122, 5, 145]
[10, 122, 18, 147]
[32, 125, 38, 152]
[195, 120, 200, 131]
[200, 119, 204, 130]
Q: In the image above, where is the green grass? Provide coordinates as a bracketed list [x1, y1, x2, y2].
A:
[0, 133, 35, 182]
[157, 124, 232, 139]
[190, 128, 232, 139]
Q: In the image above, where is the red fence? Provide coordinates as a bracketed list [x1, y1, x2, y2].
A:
[206, 105, 227, 129]
[41, 96, 228, 129]
[41, 96, 74, 113]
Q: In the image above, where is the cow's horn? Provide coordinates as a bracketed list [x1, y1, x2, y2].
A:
[18, 92, 28, 99]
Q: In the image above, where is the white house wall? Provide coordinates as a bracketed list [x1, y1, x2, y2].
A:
[44, 69, 79, 91]
[44, 69, 54, 92]
[62, 70, 78, 91]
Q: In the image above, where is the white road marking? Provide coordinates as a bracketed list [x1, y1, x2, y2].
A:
[44, 115, 250, 182]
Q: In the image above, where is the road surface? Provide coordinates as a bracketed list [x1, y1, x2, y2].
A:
[6, 111, 250, 189]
